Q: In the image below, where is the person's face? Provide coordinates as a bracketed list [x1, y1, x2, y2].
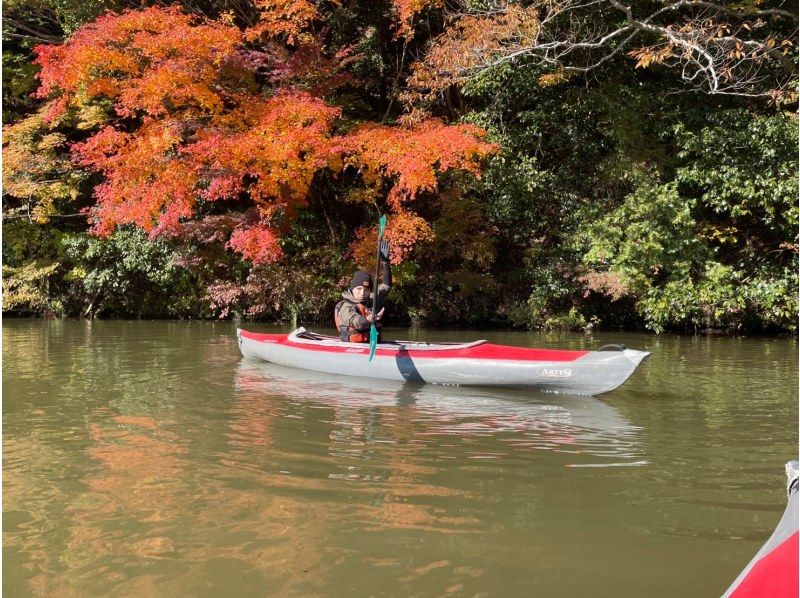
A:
[352, 285, 370, 302]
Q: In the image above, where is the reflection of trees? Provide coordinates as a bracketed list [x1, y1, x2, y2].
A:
[373, 443, 478, 534]
[228, 375, 489, 591]
[227, 392, 275, 448]
[209, 385, 340, 593]
[613, 332, 798, 440]
[6, 319, 798, 594]
[5, 320, 644, 594]
[4, 409, 191, 595]
[327, 405, 479, 534]
[3, 429, 73, 595]
[50, 412, 188, 594]
[237, 360, 643, 460]
[317, 401, 488, 592]
[229, 358, 640, 591]
[82, 413, 187, 522]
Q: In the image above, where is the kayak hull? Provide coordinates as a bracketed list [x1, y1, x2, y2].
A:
[237, 328, 649, 395]
[723, 461, 799, 598]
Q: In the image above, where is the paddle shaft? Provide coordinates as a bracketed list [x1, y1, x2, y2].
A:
[372, 233, 382, 327]
[368, 215, 387, 361]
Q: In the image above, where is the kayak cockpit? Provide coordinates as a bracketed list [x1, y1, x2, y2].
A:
[289, 327, 489, 352]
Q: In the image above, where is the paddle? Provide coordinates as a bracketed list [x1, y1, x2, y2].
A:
[368, 214, 387, 362]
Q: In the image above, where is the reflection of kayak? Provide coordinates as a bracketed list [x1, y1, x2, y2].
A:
[237, 327, 650, 395]
[723, 461, 799, 597]
[234, 360, 643, 459]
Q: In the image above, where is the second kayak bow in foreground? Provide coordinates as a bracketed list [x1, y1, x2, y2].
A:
[237, 328, 650, 395]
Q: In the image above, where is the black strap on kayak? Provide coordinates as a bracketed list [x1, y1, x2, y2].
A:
[597, 344, 627, 351]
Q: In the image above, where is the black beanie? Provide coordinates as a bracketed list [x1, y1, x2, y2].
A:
[350, 270, 373, 291]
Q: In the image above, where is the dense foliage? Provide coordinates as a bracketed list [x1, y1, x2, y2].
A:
[3, 0, 797, 333]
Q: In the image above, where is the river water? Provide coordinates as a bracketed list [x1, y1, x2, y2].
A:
[3, 320, 797, 596]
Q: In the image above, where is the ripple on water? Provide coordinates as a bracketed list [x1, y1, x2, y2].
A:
[234, 361, 646, 463]
[2, 321, 796, 597]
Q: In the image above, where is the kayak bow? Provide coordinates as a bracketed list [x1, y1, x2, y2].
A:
[722, 460, 799, 598]
[237, 327, 650, 395]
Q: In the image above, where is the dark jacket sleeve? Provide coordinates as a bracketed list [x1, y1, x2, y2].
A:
[376, 261, 391, 305]
[382, 260, 392, 289]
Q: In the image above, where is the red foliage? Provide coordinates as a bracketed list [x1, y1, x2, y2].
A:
[34, 6, 497, 265]
[227, 223, 283, 264]
[263, 37, 360, 96]
[244, 0, 318, 44]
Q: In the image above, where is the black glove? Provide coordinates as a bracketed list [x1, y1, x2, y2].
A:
[379, 239, 390, 262]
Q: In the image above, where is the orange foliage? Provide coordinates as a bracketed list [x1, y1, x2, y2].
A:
[628, 44, 678, 69]
[404, 4, 540, 102]
[393, 0, 444, 39]
[350, 209, 434, 266]
[33, 7, 497, 265]
[186, 91, 341, 210]
[342, 120, 496, 208]
[244, 0, 318, 44]
[34, 7, 242, 122]
[73, 120, 197, 236]
[73, 92, 341, 248]
[342, 120, 496, 264]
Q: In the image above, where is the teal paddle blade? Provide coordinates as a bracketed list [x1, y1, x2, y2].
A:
[378, 214, 387, 237]
[368, 323, 378, 361]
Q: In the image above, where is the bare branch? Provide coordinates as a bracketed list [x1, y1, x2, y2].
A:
[659, 1, 798, 21]
[404, 0, 798, 103]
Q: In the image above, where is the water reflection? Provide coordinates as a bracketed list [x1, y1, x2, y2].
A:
[7, 321, 793, 596]
[234, 361, 644, 461]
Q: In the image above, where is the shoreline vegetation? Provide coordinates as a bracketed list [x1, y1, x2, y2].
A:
[3, 1, 798, 335]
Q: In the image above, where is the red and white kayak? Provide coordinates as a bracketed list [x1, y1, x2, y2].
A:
[723, 460, 799, 598]
[236, 327, 650, 395]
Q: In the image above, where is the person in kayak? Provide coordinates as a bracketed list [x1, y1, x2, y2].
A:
[335, 240, 391, 343]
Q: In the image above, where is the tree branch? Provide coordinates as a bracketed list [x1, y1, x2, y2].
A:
[3, 17, 63, 44]
[409, 0, 798, 101]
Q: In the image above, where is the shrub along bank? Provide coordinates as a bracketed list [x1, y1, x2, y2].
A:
[2, 1, 797, 333]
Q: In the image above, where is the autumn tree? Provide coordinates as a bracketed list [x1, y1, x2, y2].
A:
[6, 0, 795, 330]
[29, 5, 496, 267]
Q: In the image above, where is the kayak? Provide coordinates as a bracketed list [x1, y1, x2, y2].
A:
[722, 460, 799, 597]
[236, 327, 650, 395]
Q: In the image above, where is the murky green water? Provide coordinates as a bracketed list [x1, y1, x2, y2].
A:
[3, 320, 797, 596]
